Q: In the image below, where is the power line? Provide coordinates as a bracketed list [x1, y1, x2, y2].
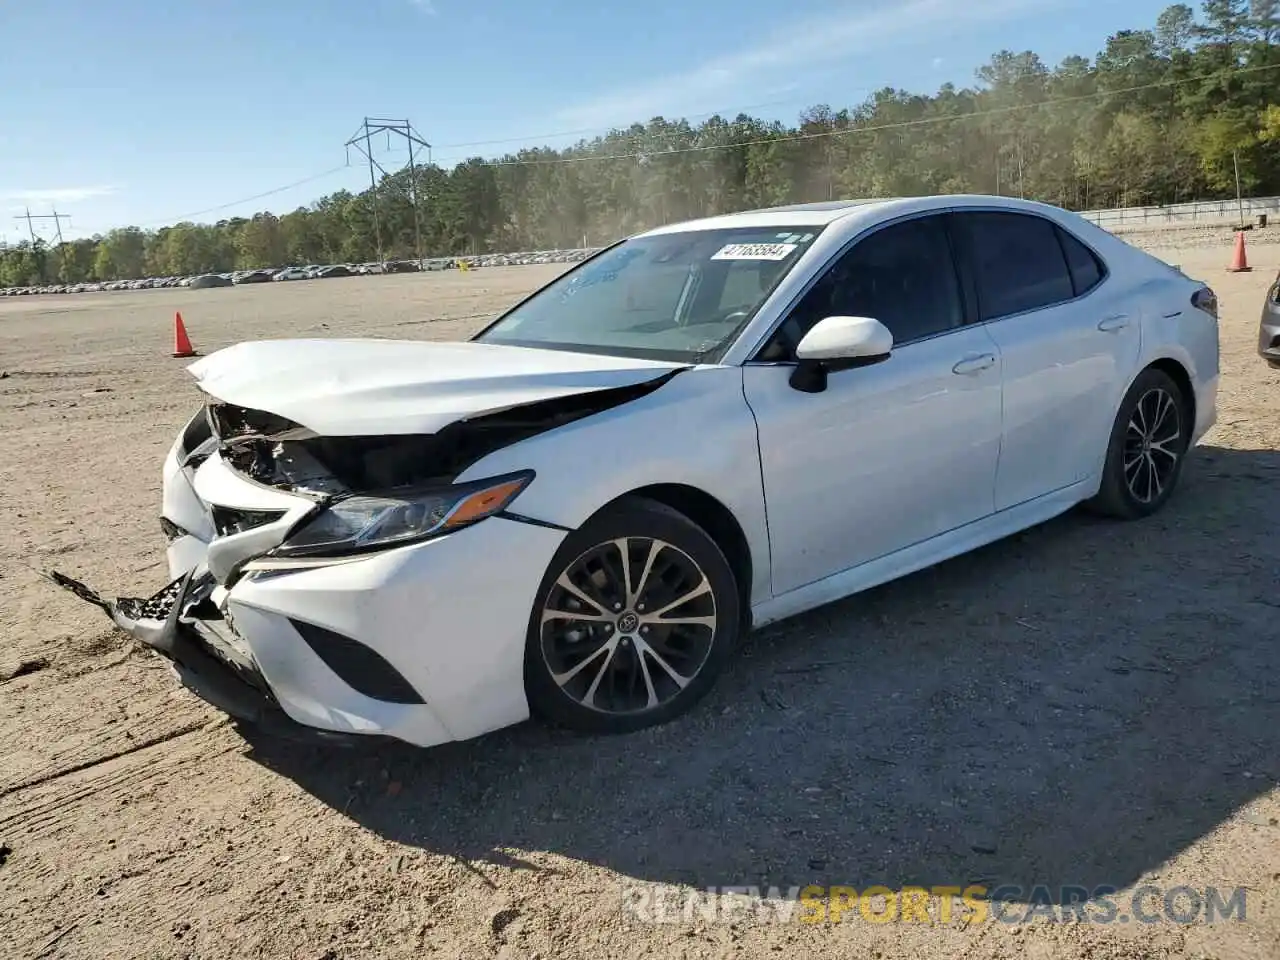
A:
[141, 165, 352, 227]
[429, 62, 1280, 167]
[428, 93, 848, 152]
[126, 60, 1280, 229]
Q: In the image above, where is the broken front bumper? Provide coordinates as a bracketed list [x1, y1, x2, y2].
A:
[52, 418, 567, 748]
[49, 570, 369, 745]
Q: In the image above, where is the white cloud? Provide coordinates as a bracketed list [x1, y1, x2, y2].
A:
[553, 0, 1051, 129]
[2, 185, 118, 205]
[408, 0, 437, 13]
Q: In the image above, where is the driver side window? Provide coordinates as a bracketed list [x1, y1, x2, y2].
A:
[759, 215, 964, 360]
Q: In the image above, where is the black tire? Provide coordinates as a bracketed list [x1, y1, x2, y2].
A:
[1087, 367, 1191, 519]
[523, 496, 741, 734]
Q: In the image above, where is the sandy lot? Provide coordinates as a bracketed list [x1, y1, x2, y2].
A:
[1, 231, 1278, 960]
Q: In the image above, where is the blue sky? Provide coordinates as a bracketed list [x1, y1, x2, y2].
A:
[2, 0, 1178, 241]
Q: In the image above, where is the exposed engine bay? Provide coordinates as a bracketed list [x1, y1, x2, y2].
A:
[197, 370, 682, 497]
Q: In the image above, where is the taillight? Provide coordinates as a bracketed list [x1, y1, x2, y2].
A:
[1191, 286, 1218, 319]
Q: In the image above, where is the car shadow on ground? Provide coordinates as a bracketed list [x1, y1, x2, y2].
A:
[243, 444, 1280, 903]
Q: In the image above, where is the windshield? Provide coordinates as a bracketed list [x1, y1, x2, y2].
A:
[474, 226, 824, 362]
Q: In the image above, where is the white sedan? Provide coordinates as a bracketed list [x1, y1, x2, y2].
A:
[53, 195, 1219, 748]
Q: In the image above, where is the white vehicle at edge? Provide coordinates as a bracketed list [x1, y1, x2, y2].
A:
[53, 195, 1220, 748]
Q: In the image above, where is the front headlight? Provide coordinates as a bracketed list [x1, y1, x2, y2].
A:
[273, 471, 533, 558]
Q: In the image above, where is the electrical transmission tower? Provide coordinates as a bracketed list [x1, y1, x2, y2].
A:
[344, 118, 432, 267]
[14, 207, 71, 247]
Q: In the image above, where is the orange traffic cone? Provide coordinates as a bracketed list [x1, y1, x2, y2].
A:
[1228, 230, 1252, 273]
[172, 312, 198, 358]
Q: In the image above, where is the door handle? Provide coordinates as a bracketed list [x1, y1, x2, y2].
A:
[1098, 314, 1130, 331]
[952, 353, 996, 375]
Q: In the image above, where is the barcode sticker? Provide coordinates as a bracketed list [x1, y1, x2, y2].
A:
[711, 242, 798, 261]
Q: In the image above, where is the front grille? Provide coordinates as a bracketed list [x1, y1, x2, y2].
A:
[210, 505, 286, 537]
[115, 576, 186, 622]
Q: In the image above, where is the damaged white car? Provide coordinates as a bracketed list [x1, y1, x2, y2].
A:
[54, 195, 1219, 748]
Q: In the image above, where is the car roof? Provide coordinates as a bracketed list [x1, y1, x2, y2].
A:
[636, 194, 1095, 238]
[640, 198, 894, 235]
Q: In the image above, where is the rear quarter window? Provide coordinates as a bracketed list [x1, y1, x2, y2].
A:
[1056, 227, 1106, 296]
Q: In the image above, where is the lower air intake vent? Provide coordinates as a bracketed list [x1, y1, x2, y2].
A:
[288, 619, 426, 704]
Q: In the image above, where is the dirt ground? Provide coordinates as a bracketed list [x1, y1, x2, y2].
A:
[1, 229, 1278, 960]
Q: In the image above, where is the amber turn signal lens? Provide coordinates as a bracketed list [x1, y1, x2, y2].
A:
[441, 478, 530, 529]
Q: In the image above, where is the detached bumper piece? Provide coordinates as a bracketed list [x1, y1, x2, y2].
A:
[48, 570, 385, 746]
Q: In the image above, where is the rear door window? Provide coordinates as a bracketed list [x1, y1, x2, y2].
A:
[958, 212, 1076, 321]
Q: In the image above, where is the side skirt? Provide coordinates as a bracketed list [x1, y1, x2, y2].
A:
[750, 478, 1096, 630]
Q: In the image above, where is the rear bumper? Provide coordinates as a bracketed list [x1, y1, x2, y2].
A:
[1192, 373, 1219, 446]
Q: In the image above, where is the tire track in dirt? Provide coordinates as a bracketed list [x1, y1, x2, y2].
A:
[0, 724, 239, 841]
[0, 655, 216, 799]
[1, 717, 212, 799]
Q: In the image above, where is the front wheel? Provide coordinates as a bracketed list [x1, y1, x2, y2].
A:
[1088, 368, 1191, 519]
[524, 497, 741, 734]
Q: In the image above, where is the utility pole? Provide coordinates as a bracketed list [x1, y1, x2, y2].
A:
[1233, 150, 1245, 228]
[12, 208, 70, 283]
[344, 118, 432, 267]
[17, 207, 35, 243]
[13, 208, 70, 245]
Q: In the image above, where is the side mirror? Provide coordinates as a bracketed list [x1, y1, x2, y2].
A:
[790, 316, 892, 393]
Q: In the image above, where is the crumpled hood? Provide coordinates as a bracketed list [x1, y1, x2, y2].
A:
[187, 338, 687, 436]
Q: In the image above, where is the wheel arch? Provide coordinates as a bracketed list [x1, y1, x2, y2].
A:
[598, 483, 755, 631]
[1142, 355, 1196, 427]
[1087, 355, 1197, 519]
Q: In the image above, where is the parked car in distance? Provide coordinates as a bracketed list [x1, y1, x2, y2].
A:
[188, 274, 233, 289]
[273, 267, 311, 282]
[54, 195, 1220, 751]
[233, 270, 274, 285]
[1259, 266, 1280, 367]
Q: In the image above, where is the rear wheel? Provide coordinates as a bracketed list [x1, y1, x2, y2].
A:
[1088, 368, 1191, 519]
[524, 497, 740, 733]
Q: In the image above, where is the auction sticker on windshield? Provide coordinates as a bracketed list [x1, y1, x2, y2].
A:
[711, 242, 798, 261]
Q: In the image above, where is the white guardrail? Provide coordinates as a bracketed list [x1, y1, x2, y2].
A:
[1079, 196, 1280, 230]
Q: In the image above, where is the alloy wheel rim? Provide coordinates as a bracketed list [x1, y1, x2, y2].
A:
[1123, 387, 1182, 504]
[540, 537, 717, 714]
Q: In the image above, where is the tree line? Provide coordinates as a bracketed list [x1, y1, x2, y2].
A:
[3, 1, 1279, 288]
